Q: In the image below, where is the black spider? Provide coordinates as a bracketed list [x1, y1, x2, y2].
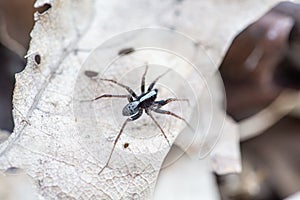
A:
[88, 65, 192, 175]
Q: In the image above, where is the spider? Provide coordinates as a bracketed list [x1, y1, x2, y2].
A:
[88, 65, 193, 175]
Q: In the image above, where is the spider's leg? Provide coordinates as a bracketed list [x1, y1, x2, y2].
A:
[80, 94, 133, 102]
[151, 108, 194, 131]
[155, 98, 189, 107]
[141, 65, 149, 94]
[100, 78, 138, 98]
[98, 118, 130, 175]
[147, 69, 171, 92]
[98, 109, 143, 175]
[145, 109, 171, 146]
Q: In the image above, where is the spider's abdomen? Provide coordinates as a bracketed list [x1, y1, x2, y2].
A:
[139, 89, 157, 108]
[122, 101, 139, 116]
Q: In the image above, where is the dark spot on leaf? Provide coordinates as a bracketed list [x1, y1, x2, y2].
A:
[84, 70, 98, 78]
[36, 3, 52, 14]
[124, 143, 129, 148]
[38, 179, 43, 187]
[34, 54, 41, 65]
[5, 167, 20, 174]
[174, 10, 181, 16]
[118, 47, 135, 55]
[169, 26, 176, 31]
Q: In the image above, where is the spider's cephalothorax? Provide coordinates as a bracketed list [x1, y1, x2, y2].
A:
[88, 65, 192, 175]
[122, 89, 158, 119]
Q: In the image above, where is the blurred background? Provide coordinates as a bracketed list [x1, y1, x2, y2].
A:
[219, 2, 300, 200]
[0, 1, 300, 200]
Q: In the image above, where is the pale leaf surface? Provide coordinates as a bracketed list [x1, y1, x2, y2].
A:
[0, 0, 290, 199]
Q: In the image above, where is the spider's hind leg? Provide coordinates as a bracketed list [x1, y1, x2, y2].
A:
[81, 94, 133, 102]
[141, 64, 149, 94]
[100, 78, 138, 98]
[147, 68, 171, 92]
[155, 98, 189, 107]
[145, 109, 171, 146]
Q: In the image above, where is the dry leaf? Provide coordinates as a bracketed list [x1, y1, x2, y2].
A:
[0, 0, 294, 199]
[285, 191, 300, 200]
[154, 146, 220, 200]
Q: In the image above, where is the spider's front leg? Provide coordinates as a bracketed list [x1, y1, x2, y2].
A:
[98, 118, 131, 175]
[98, 108, 143, 175]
